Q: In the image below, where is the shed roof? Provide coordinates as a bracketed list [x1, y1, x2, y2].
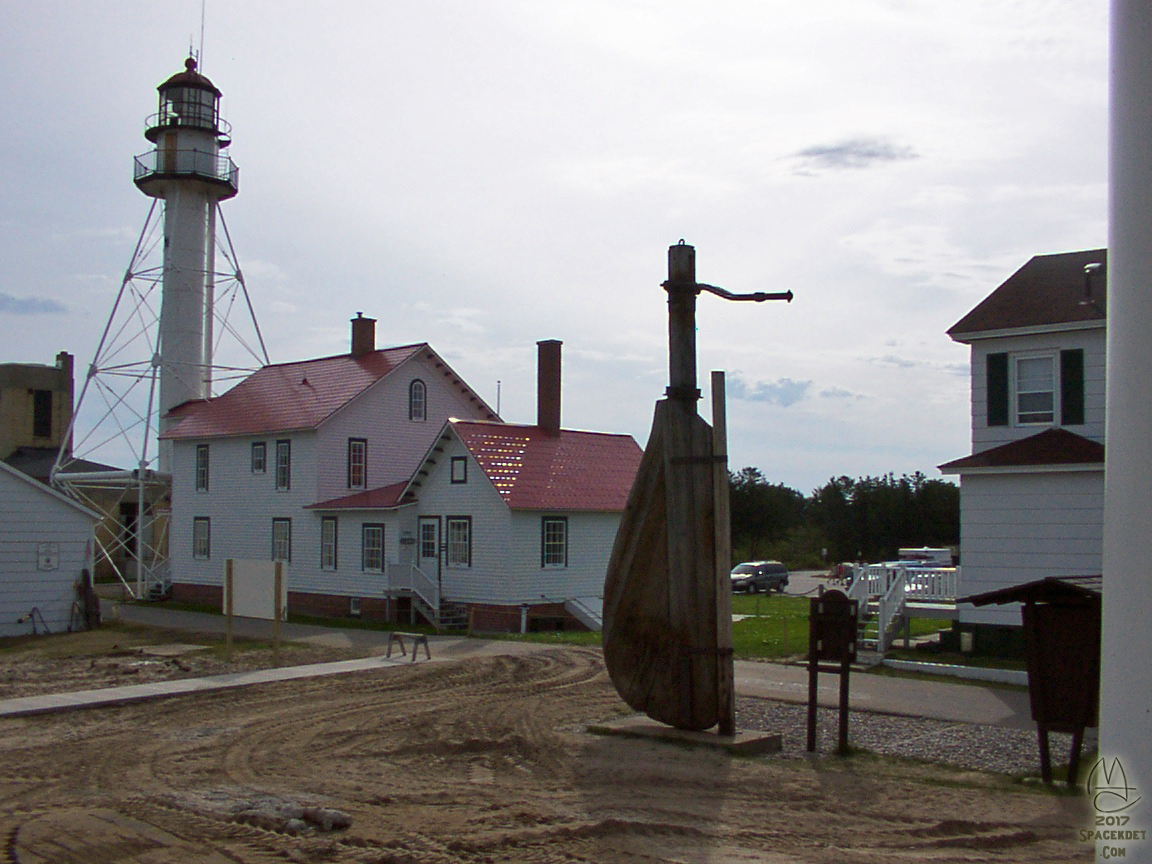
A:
[939, 428, 1104, 474]
[4, 447, 120, 482]
[962, 575, 1101, 606]
[948, 249, 1107, 341]
[431, 420, 643, 512]
[160, 344, 496, 440]
[306, 481, 412, 511]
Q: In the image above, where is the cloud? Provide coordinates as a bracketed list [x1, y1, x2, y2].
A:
[876, 353, 919, 369]
[792, 137, 919, 171]
[819, 387, 861, 400]
[0, 293, 66, 315]
[729, 376, 812, 406]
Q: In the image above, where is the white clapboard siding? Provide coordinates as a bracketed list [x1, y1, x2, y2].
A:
[296, 509, 415, 599]
[413, 436, 513, 604]
[958, 471, 1104, 626]
[506, 511, 621, 604]
[969, 328, 1106, 453]
[170, 432, 319, 587]
[315, 354, 493, 499]
[0, 463, 98, 636]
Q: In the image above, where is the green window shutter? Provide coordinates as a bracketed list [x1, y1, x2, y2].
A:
[987, 353, 1009, 426]
[1061, 349, 1085, 425]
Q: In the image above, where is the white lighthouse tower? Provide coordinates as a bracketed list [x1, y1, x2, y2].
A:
[53, 58, 265, 597]
[134, 56, 238, 467]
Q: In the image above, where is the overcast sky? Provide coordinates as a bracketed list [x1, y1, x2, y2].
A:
[0, 1, 1108, 494]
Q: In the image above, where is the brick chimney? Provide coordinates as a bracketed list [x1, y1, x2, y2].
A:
[537, 339, 562, 436]
[351, 312, 376, 358]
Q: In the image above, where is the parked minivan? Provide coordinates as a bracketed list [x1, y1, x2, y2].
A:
[729, 561, 789, 593]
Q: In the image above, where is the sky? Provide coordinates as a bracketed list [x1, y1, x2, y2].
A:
[0, 1, 1108, 495]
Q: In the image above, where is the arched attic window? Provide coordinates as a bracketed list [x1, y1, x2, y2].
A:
[409, 379, 427, 421]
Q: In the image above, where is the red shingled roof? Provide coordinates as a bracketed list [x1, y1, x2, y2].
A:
[452, 421, 642, 511]
[948, 249, 1107, 340]
[306, 480, 411, 511]
[939, 428, 1104, 473]
[161, 344, 495, 439]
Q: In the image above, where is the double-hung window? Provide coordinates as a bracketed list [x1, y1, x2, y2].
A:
[541, 517, 568, 568]
[987, 349, 1085, 428]
[251, 441, 267, 474]
[195, 444, 210, 491]
[1015, 355, 1055, 425]
[446, 517, 471, 568]
[193, 517, 211, 560]
[272, 518, 292, 562]
[362, 524, 385, 572]
[348, 438, 367, 489]
[275, 440, 291, 491]
[321, 517, 338, 570]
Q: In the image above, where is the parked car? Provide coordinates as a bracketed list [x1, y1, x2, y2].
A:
[729, 561, 789, 593]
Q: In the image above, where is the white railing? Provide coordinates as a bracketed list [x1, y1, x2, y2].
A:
[850, 563, 961, 652]
[846, 568, 870, 606]
[903, 567, 959, 602]
[875, 569, 908, 653]
[852, 564, 906, 597]
[851, 564, 959, 602]
[384, 563, 440, 615]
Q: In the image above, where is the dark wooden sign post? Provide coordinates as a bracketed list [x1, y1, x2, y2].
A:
[603, 242, 791, 734]
[964, 576, 1101, 785]
[807, 588, 858, 753]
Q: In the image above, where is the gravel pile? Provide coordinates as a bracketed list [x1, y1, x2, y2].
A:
[736, 696, 1093, 778]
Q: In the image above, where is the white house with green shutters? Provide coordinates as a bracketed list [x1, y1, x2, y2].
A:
[940, 249, 1106, 650]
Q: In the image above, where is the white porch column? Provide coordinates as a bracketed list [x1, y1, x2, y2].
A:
[1102, 1, 1152, 856]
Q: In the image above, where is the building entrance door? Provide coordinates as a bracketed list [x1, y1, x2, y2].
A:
[418, 517, 441, 589]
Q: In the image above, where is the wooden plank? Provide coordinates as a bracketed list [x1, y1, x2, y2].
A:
[712, 371, 735, 736]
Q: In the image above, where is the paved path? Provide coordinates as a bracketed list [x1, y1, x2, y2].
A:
[0, 604, 1033, 729]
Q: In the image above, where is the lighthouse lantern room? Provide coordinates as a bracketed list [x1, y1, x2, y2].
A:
[134, 57, 239, 451]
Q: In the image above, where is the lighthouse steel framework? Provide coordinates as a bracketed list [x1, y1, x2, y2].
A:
[136, 56, 239, 454]
[53, 58, 267, 597]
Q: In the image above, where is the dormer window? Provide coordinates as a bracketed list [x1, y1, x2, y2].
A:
[409, 379, 427, 421]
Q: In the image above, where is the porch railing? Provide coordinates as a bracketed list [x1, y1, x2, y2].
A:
[384, 563, 440, 622]
[850, 563, 960, 652]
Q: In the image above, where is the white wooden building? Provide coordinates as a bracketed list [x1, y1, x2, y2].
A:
[162, 322, 641, 630]
[940, 249, 1106, 648]
[0, 460, 99, 637]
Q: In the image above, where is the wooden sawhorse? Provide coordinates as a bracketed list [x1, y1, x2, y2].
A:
[386, 631, 431, 662]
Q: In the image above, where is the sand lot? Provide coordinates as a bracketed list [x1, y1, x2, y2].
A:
[0, 643, 1091, 863]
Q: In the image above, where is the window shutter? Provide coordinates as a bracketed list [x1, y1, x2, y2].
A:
[1061, 349, 1085, 426]
[986, 353, 1009, 427]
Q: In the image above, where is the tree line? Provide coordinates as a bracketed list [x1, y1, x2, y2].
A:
[728, 468, 960, 569]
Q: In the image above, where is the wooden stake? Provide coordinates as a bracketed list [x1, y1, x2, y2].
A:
[225, 559, 234, 664]
[274, 561, 283, 666]
[712, 371, 735, 736]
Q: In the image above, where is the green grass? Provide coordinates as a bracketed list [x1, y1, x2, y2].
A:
[126, 593, 958, 663]
[731, 594, 810, 658]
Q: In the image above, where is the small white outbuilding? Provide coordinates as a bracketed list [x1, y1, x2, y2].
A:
[0, 460, 99, 637]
